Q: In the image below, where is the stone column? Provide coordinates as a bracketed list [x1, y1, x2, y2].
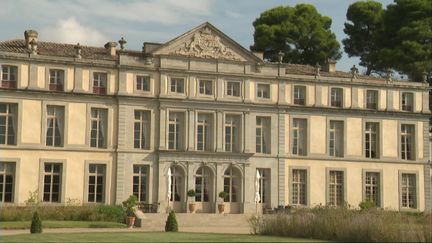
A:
[159, 107, 167, 150]
[277, 113, 286, 207]
[243, 111, 252, 153]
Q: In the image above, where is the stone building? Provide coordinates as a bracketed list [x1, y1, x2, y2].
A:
[0, 22, 430, 213]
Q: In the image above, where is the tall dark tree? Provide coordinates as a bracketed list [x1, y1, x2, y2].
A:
[251, 4, 342, 65]
[343, 1, 384, 75]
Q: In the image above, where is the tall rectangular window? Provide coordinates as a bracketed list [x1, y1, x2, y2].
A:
[88, 164, 105, 203]
[46, 105, 64, 147]
[291, 169, 307, 205]
[226, 81, 240, 97]
[93, 72, 107, 95]
[365, 122, 379, 158]
[292, 118, 307, 156]
[0, 162, 15, 203]
[293, 86, 306, 105]
[401, 93, 413, 112]
[401, 173, 416, 209]
[1, 65, 18, 88]
[49, 69, 64, 91]
[257, 84, 270, 99]
[136, 75, 150, 92]
[0, 103, 17, 145]
[257, 169, 269, 203]
[225, 115, 240, 152]
[364, 172, 380, 207]
[256, 117, 270, 154]
[328, 170, 344, 206]
[43, 163, 62, 203]
[170, 78, 185, 93]
[133, 165, 148, 203]
[90, 108, 107, 148]
[366, 90, 378, 110]
[134, 111, 150, 150]
[197, 114, 212, 151]
[401, 124, 415, 160]
[199, 80, 213, 95]
[329, 121, 344, 157]
[168, 112, 183, 150]
[330, 88, 343, 107]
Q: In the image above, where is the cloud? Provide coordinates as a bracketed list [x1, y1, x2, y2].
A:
[40, 17, 107, 46]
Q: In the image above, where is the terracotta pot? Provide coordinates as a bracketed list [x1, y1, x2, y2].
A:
[189, 203, 196, 214]
[218, 203, 225, 214]
[126, 216, 136, 228]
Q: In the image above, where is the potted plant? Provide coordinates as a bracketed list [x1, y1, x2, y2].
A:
[122, 195, 138, 228]
[187, 189, 196, 214]
[218, 191, 228, 214]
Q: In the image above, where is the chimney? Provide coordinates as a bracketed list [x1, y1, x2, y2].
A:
[252, 52, 264, 60]
[323, 59, 337, 73]
[104, 42, 117, 56]
[24, 30, 38, 50]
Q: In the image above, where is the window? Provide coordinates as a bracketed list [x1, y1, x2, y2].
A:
[225, 115, 240, 152]
[330, 88, 343, 107]
[168, 112, 183, 150]
[256, 117, 270, 154]
[292, 119, 307, 156]
[1, 65, 17, 88]
[49, 69, 64, 91]
[88, 164, 105, 203]
[226, 81, 240, 97]
[366, 90, 378, 110]
[46, 106, 64, 147]
[401, 124, 415, 160]
[328, 170, 344, 206]
[0, 103, 17, 145]
[401, 93, 413, 112]
[364, 172, 380, 207]
[365, 122, 379, 158]
[197, 114, 211, 151]
[291, 169, 307, 205]
[0, 162, 15, 203]
[90, 108, 107, 148]
[293, 86, 306, 105]
[223, 167, 240, 202]
[169, 166, 183, 202]
[170, 78, 185, 94]
[329, 121, 344, 157]
[257, 84, 270, 99]
[133, 165, 148, 202]
[136, 75, 150, 92]
[199, 80, 213, 95]
[401, 173, 416, 209]
[257, 168, 269, 203]
[195, 166, 211, 202]
[43, 163, 62, 203]
[93, 72, 107, 95]
[134, 111, 150, 150]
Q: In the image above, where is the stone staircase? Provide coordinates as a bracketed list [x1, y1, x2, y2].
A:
[135, 211, 252, 234]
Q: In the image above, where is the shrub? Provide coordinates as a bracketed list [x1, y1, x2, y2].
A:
[122, 195, 138, 217]
[30, 211, 42, 234]
[187, 189, 196, 198]
[218, 191, 228, 201]
[165, 211, 178, 232]
[359, 200, 375, 210]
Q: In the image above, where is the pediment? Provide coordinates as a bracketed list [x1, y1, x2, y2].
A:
[152, 22, 261, 62]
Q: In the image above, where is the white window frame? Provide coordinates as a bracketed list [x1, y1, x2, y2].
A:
[226, 81, 241, 97]
[195, 166, 211, 202]
[170, 77, 185, 94]
[327, 169, 346, 207]
[399, 171, 419, 210]
[291, 118, 307, 156]
[46, 105, 64, 147]
[42, 163, 62, 203]
[256, 117, 270, 154]
[133, 165, 148, 203]
[90, 108, 107, 149]
[0, 162, 15, 203]
[198, 79, 213, 96]
[1, 65, 18, 82]
[257, 83, 270, 99]
[223, 167, 241, 203]
[401, 92, 414, 112]
[136, 75, 150, 92]
[330, 87, 343, 108]
[364, 171, 380, 207]
[400, 124, 415, 160]
[366, 90, 378, 110]
[293, 85, 306, 105]
[365, 122, 379, 159]
[0, 103, 17, 145]
[224, 115, 239, 152]
[197, 114, 211, 151]
[329, 120, 344, 157]
[49, 69, 64, 85]
[168, 112, 183, 150]
[134, 110, 150, 150]
[87, 163, 106, 203]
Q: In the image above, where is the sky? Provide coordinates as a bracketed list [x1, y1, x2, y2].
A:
[0, 0, 394, 72]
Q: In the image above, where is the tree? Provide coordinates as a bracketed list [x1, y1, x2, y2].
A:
[251, 4, 342, 65]
[343, 1, 384, 75]
[165, 211, 178, 232]
[30, 211, 42, 234]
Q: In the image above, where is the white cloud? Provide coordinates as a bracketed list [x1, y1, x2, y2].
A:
[40, 17, 107, 46]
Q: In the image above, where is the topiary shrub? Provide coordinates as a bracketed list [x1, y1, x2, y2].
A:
[30, 211, 42, 234]
[165, 210, 178, 232]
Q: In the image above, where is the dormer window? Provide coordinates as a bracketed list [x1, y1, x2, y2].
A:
[257, 84, 270, 99]
[1, 65, 18, 89]
[93, 72, 107, 95]
[293, 86, 306, 105]
[330, 88, 343, 108]
[366, 90, 378, 110]
[49, 69, 64, 92]
[401, 93, 413, 112]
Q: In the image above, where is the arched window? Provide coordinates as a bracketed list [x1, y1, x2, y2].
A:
[195, 166, 211, 202]
[223, 167, 241, 202]
[170, 166, 183, 202]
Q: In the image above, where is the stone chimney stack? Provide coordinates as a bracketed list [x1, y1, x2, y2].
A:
[24, 30, 38, 50]
[323, 59, 337, 73]
[104, 42, 117, 56]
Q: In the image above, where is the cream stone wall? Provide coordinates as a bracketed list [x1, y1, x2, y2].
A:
[382, 120, 398, 158]
[67, 103, 87, 145]
[20, 64, 28, 88]
[309, 116, 326, 154]
[21, 100, 41, 144]
[346, 118, 362, 156]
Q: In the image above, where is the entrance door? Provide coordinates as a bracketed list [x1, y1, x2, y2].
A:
[169, 166, 185, 213]
[195, 166, 213, 213]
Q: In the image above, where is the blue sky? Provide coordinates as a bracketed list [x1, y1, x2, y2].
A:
[0, 0, 394, 72]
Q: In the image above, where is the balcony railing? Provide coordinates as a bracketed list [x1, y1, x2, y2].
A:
[49, 83, 64, 92]
[293, 98, 305, 105]
[93, 86, 106, 95]
[331, 101, 342, 107]
[1, 80, 17, 89]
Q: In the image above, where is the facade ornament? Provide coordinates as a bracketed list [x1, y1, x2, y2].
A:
[118, 37, 127, 50]
[315, 63, 321, 78]
[422, 71, 428, 83]
[350, 65, 359, 80]
[256, 62, 263, 73]
[277, 51, 284, 64]
[386, 69, 392, 82]
[29, 39, 37, 55]
[170, 27, 243, 61]
[145, 55, 153, 65]
[74, 43, 82, 59]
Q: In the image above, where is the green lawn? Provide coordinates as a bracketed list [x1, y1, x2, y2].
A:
[0, 221, 126, 229]
[0, 232, 328, 242]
